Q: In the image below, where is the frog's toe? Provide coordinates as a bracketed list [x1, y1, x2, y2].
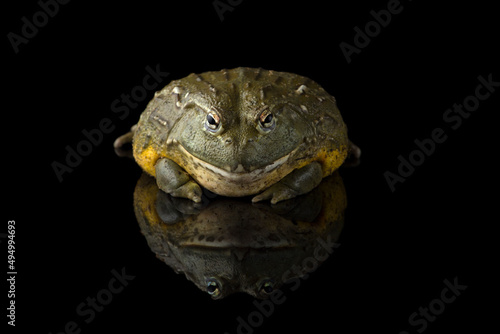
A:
[253, 162, 323, 204]
[252, 184, 298, 204]
[343, 140, 361, 167]
[251, 190, 271, 203]
[171, 180, 202, 203]
[270, 189, 299, 204]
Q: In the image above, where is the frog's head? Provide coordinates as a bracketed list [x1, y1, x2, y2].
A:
[173, 69, 311, 173]
[200, 267, 282, 300]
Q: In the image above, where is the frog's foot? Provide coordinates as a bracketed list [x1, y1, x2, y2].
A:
[156, 158, 202, 203]
[113, 124, 137, 158]
[343, 140, 361, 167]
[252, 162, 323, 204]
[156, 188, 203, 224]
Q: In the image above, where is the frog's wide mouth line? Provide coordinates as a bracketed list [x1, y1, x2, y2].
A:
[178, 239, 295, 249]
[177, 143, 295, 178]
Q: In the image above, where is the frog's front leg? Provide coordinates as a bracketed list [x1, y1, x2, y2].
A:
[252, 162, 323, 204]
[155, 158, 202, 203]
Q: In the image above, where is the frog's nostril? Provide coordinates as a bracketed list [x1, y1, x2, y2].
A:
[225, 138, 232, 145]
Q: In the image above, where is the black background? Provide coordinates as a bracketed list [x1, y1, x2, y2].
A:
[3, 0, 498, 333]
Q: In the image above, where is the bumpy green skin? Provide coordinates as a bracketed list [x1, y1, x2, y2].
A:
[133, 67, 349, 203]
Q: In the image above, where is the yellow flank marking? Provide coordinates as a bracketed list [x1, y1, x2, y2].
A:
[314, 145, 348, 177]
[134, 146, 160, 177]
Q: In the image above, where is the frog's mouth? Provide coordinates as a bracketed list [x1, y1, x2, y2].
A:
[178, 143, 295, 178]
[176, 143, 299, 196]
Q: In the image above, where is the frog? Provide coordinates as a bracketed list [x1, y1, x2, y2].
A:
[114, 67, 360, 204]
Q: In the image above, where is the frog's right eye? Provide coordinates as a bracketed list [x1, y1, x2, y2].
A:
[205, 113, 221, 133]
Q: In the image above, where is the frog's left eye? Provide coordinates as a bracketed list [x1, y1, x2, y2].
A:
[206, 278, 222, 298]
[258, 110, 275, 131]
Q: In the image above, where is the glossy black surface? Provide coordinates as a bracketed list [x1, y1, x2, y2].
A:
[5, 1, 497, 333]
[135, 172, 346, 299]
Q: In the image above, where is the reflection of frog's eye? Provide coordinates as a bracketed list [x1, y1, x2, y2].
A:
[206, 278, 221, 298]
[205, 113, 220, 132]
[259, 279, 275, 294]
[258, 111, 276, 132]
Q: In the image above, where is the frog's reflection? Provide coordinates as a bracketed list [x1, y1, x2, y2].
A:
[134, 172, 346, 299]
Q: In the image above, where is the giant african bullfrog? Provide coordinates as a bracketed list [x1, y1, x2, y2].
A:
[115, 67, 360, 203]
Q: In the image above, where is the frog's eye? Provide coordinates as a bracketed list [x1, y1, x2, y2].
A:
[205, 113, 221, 132]
[259, 279, 275, 295]
[206, 278, 222, 298]
[258, 110, 275, 132]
